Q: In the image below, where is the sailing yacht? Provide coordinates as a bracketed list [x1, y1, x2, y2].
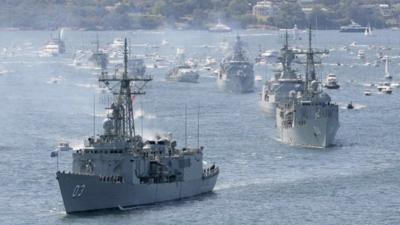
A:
[384, 56, 392, 80]
[364, 24, 372, 36]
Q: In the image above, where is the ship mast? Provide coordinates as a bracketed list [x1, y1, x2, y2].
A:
[284, 29, 289, 50]
[305, 27, 315, 90]
[233, 35, 246, 61]
[99, 38, 151, 139]
[302, 26, 328, 90]
[278, 30, 295, 79]
[282, 30, 291, 72]
[96, 33, 99, 54]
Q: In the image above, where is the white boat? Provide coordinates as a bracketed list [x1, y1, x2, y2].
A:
[166, 48, 199, 83]
[204, 57, 217, 67]
[161, 39, 169, 46]
[377, 82, 392, 94]
[364, 90, 372, 96]
[324, 73, 340, 89]
[382, 86, 392, 94]
[41, 29, 66, 57]
[208, 21, 232, 32]
[57, 142, 73, 151]
[153, 54, 165, 62]
[340, 20, 367, 32]
[390, 83, 400, 88]
[72, 49, 91, 67]
[357, 50, 365, 59]
[41, 41, 61, 56]
[255, 50, 279, 64]
[166, 65, 199, 83]
[41, 39, 65, 56]
[110, 38, 124, 49]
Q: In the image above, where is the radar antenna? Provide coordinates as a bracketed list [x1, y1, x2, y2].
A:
[295, 26, 328, 90]
[98, 38, 152, 138]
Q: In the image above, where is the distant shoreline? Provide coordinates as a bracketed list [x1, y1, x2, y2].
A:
[0, 27, 398, 32]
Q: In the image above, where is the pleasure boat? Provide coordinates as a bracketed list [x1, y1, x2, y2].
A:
[209, 21, 232, 32]
[377, 82, 392, 94]
[340, 20, 367, 33]
[324, 73, 340, 89]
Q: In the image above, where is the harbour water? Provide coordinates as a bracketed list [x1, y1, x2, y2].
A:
[0, 29, 399, 224]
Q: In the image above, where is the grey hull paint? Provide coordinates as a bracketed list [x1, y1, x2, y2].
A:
[57, 172, 218, 213]
[276, 104, 339, 148]
[217, 75, 254, 93]
[277, 116, 339, 148]
[259, 101, 276, 115]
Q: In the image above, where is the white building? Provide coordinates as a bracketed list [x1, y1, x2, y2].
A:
[252, 1, 274, 17]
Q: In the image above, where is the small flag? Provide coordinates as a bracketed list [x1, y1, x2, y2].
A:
[50, 150, 59, 158]
[131, 95, 136, 104]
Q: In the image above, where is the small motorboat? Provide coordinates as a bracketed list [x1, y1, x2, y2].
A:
[377, 83, 392, 94]
[347, 102, 354, 109]
[364, 90, 372, 96]
[382, 86, 392, 94]
[255, 75, 263, 81]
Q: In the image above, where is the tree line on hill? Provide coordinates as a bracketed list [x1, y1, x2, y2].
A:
[0, 0, 394, 30]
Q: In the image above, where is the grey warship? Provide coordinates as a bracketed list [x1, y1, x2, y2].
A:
[56, 39, 219, 213]
[260, 31, 304, 114]
[88, 36, 108, 70]
[275, 29, 339, 148]
[217, 36, 254, 93]
[128, 57, 146, 77]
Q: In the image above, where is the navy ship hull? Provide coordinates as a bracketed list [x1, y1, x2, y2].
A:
[217, 75, 254, 93]
[217, 62, 254, 93]
[57, 171, 218, 213]
[259, 100, 276, 114]
[276, 114, 339, 148]
[276, 104, 339, 148]
[88, 53, 108, 69]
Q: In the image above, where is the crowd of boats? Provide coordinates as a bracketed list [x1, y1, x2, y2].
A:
[35, 24, 399, 213]
[39, 26, 398, 149]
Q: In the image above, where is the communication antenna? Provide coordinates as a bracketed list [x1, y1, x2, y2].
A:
[140, 101, 144, 137]
[93, 94, 96, 138]
[197, 104, 200, 149]
[184, 105, 187, 149]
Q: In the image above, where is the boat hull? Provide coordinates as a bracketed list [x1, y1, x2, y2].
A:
[217, 75, 254, 93]
[340, 28, 366, 33]
[166, 71, 199, 83]
[57, 171, 218, 213]
[276, 105, 339, 148]
[259, 100, 276, 115]
[324, 84, 340, 89]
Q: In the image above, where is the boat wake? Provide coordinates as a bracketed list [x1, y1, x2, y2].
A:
[46, 75, 64, 84]
[214, 178, 273, 191]
[340, 103, 367, 110]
